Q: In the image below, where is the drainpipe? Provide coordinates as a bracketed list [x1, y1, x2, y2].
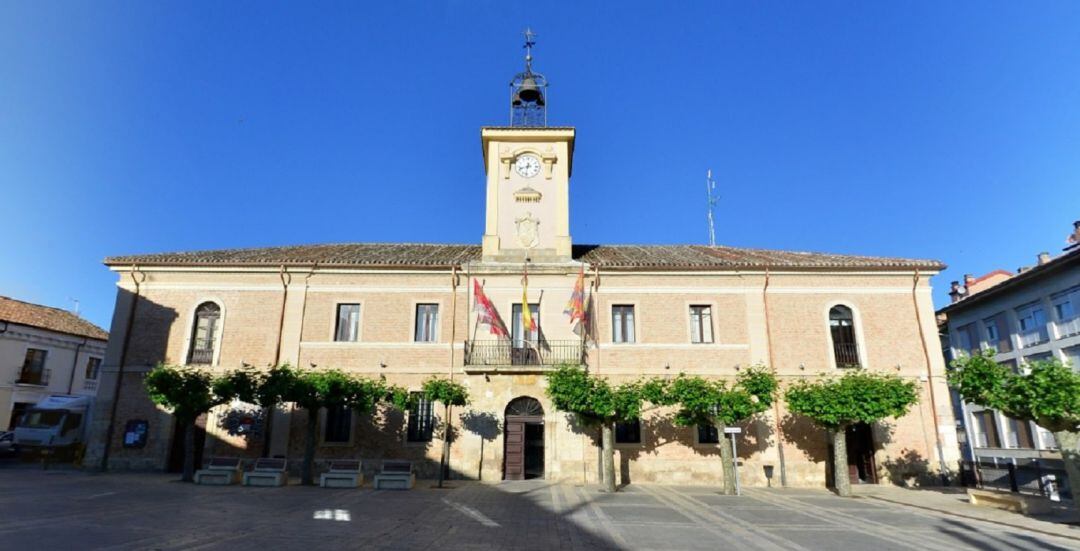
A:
[295, 263, 318, 363]
[913, 269, 950, 484]
[273, 265, 290, 366]
[101, 265, 144, 471]
[763, 268, 788, 487]
[66, 337, 89, 394]
[448, 265, 459, 380]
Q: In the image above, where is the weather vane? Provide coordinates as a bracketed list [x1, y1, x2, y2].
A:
[523, 28, 537, 70]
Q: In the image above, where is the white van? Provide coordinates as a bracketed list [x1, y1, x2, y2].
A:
[13, 395, 94, 451]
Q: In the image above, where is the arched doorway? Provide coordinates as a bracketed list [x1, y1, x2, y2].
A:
[504, 397, 544, 480]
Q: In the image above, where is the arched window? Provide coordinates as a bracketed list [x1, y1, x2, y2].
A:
[829, 305, 861, 368]
[189, 302, 221, 365]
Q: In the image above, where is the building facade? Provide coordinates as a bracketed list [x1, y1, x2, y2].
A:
[84, 49, 959, 488]
[939, 225, 1080, 470]
[0, 296, 107, 430]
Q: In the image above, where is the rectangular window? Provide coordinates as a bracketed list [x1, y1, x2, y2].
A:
[689, 305, 714, 344]
[84, 357, 101, 380]
[955, 323, 979, 355]
[1065, 346, 1080, 373]
[1053, 289, 1080, 338]
[407, 392, 434, 442]
[972, 410, 1001, 448]
[982, 314, 1012, 353]
[615, 420, 641, 444]
[1007, 417, 1035, 449]
[511, 303, 540, 346]
[697, 424, 720, 444]
[1016, 303, 1049, 348]
[611, 305, 636, 344]
[334, 304, 361, 342]
[414, 304, 439, 343]
[323, 405, 352, 444]
[19, 348, 48, 385]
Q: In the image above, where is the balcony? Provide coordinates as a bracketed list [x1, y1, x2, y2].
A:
[464, 340, 585, 373]
[1019, 329, 1049, 349]
[16, 368, 50, 386]
[83, 379, 99, 392]
[833, 343, 861, 369]
[188, 348, 214, 365]
[1056, 316, 1080, 339]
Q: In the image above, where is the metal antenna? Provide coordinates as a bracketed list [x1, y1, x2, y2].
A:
[68, 297, 80, 317]
[706, 169, 719, 247]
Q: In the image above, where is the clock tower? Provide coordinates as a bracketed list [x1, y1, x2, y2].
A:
[481, 31, 575, 263]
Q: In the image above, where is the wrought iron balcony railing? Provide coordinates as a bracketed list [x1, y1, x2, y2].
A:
[188, 348, 214, 365]
[17, 368, 50, 386]
[833, 343, 861, 368]
[464, 340, 585, 370]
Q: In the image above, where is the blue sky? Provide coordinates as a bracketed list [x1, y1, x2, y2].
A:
[2, 2, 1079, 330]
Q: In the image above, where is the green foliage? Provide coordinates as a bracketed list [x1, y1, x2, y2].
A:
[144, 364, 236, 422]
[785, 371, 918, 429]
[545, 365, 648, 425]
[256, 364, 301, 407]
[950, 351, 1080, 432]
[422, 377, 469, 407]
[653, 366, 778, 427]
[282, 369, 391, 414]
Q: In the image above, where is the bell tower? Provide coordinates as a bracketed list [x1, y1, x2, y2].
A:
[481, 30, 574, 263]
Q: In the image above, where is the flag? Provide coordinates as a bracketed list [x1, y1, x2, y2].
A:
[521, 271, 537, 333]
[473, 279, 508, 337]
[564, 265, 586, 324]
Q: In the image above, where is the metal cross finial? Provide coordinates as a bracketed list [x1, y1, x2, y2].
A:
[523, 27, 537, 69]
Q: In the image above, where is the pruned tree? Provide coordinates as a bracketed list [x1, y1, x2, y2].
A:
[282, 369, 409, 485]
[785, 371, 918, 497]
[950, 351, 1080, 510]
[144, 364, 248, 482]
[650, 367, 778, 495]
[421, 377, 469, 488]
[546, 365, 654, 492]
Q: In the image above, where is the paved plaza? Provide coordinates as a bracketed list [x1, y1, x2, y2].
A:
[2, 469, 1078, 550]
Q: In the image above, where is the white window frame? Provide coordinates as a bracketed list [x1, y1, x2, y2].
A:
[611, 304, 637, 344]
[1051, 288, 1080, 339]
[688, 304, 715, 344]
[331, 302, 363, 343]
[411, 301, 442, 343]
[824, 302, 868, 369]
[180, 298, 226, 367]
[1015, 302, 1049, 348]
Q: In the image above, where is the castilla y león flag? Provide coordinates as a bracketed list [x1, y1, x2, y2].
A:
[473, 279, 508, 337]
[564, 265, 586, 324]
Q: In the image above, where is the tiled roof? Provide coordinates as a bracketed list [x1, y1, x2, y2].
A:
[105, 243, 944, 271]
[0, 296, 109, 341]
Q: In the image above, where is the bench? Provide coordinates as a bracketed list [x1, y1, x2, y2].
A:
[242, 458, 288, 487]
[373, 460, 415, 490]
[967, 488, 1052, 515]
[194, 457, 243, 485]
[320, 460, 363, 489]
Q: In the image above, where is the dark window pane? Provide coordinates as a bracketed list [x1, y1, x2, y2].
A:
[189, 302, 220, 364]
[84, 357, 101, 380]
[323, 406, 352, 443]
[407, 393, 434, 442]
[829, 306, 860, 368]
[698, 424, 720, 444]
[615, 420, 640, 444]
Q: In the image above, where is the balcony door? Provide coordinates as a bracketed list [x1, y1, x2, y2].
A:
[511, 303, 540, 365]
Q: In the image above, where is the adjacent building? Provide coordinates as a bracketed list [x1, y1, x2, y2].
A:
[0, 296, 107, 430]
[84, 40, 960, 488]
[939, 221, 1080, 468]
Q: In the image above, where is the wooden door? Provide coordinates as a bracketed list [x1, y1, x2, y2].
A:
[168, 414, 207, 473]
[846, 423, 876, 484]
[504, 421, 525, 480]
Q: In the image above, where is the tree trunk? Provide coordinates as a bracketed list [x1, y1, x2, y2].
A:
[301, 409, 318, 485]
[260, 405, 274, 458]
[718, 423, 736, 495]
[1052, 430, 1080, 519]
[438, 403, 452, 488]
[831, 425, 851, 497]
[181, 420, 196, 483]
[601, 422, 616, 492]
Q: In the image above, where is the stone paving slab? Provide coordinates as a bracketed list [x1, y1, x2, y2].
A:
[2, 468, 1080, 550]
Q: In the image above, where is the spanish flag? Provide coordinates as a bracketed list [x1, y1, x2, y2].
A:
[522, 267, 536, 333]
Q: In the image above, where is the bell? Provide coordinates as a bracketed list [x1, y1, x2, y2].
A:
[516, 77, 543, 104]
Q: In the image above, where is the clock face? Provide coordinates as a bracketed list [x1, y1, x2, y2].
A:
[514, 154, 541, 178]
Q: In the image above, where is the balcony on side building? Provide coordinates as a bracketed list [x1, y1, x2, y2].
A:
[17, 368, 50, 386]
[464, 339, 585, 373]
